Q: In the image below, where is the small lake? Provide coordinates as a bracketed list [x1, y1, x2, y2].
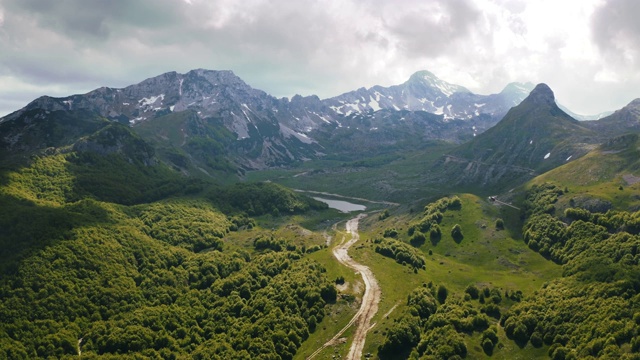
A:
[313, 197, 366, 213]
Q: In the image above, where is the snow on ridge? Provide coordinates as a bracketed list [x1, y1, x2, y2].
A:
[139, 94, 165, 106]
[368, 97, 381, 111]
[437, 82, 456, 97]
[434, 106, 444, 115]
[239, 108, 252, 123]
[130, 116, 145, 124]
[566, 155, 572, 161]
[280, 124, 315, 144]
[170, 105, 175, 112]
[544, 152, 551, 159]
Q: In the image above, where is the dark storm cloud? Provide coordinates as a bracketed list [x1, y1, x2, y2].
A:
[2, 0, 187, 41]
[591, 0, 640, 65]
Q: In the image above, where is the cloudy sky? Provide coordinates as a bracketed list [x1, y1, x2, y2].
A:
[0, 0, 639, 117]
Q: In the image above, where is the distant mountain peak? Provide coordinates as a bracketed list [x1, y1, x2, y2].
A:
[406, 70, 470, 96]
[627, 98, 640, 108]
[500, 82, 535, 95]
[526, 83, 555, 106]
[409, 70, 437, 81]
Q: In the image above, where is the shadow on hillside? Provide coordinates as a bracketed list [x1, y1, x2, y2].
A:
[0, 193, 113, 275]
[65, 152, 197, 205]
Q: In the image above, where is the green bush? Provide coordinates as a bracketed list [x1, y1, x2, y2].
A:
[451, 224, 463, 242]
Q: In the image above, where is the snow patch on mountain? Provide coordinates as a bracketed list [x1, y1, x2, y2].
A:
[139, 94, 165, 107]
[280, 124, 315, 144]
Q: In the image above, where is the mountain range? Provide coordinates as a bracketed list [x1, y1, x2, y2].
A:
[2, 69, 640, 187]
[0, 69, 534, 171]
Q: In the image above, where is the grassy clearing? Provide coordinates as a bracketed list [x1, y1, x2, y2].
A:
[349, 194, 562, 357]
[465, 327, 550, 359]
[367, 194, 561, 295]
[529, 137, 640, 212]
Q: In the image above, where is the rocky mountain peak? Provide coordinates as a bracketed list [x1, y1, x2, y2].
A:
[406, 70, 470, 96]
[626, 98, 640, 109]
[185, 69, 245, 87]
[526, 83, 555, 106]
[408, 70, 437, 82]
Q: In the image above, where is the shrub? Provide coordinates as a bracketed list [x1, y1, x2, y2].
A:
[437, 285, 448, 304]
[451, 224, 463, 242]
[410, 232, 426, 247]
[383, 228, 399, 238]
[464, 285, 479, 300]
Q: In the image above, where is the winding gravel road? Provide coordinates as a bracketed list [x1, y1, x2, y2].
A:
[307, 213, 381, 360]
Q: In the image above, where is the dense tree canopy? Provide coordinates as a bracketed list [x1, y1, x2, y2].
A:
[0, 150, 336, 359]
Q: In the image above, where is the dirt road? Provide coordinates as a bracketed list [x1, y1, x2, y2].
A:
[306, 213, 381, 360]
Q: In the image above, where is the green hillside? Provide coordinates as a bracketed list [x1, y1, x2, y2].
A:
[0, 124, 344, 359]
[349, 194, 561, 359]
[132, 110, 238, 181]
[530, 133, 640, 212]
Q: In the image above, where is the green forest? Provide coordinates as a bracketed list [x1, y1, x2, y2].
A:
[0, 148, 337, 359]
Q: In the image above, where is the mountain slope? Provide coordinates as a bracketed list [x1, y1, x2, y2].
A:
[583, 98, 640, 136]
[0, 70, 331, 170]
[529, 133, 640, 211]
[436, 83, 600, 189]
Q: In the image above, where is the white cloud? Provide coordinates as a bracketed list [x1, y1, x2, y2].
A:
[0, 0, 638, 117]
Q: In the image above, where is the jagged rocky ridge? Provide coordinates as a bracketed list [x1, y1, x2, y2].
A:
[325, 70, 534, 122]
[4, 69, 636, 175]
